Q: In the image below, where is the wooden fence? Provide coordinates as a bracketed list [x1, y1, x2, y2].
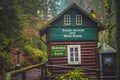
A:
[5, 63, 118, 80]
[5, 62, 45, 80]
[44, 64, 101, 80]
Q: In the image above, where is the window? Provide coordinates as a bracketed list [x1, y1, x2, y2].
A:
[64, 15, 70, 25]
[68, 45, 81, 64]
[76, 15, 82, 25]
[104, 57, 113, 64]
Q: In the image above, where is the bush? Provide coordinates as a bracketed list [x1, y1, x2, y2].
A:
[55, 69, 88, 80]
[23, 44, 47, 63]
[0, 51, 14, 74]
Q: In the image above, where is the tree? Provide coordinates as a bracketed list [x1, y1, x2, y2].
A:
[17, 0, 48, 20]
[17, 0, 60, 21]
[0, 0, 48, 75]
[115, 0, 120, 79]
[47, 0, 60, 16]
[18, 0, 44, 16]
[100, 0, 115, 45]
[0, 0, 21, 51]
[0, 0, 23, 76]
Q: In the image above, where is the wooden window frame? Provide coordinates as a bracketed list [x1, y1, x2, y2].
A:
[67, 45, 81, 65]
[64, 15, 71, 25]
[76, 15, 82, 25]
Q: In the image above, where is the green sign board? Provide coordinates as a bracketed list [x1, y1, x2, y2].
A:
[51, 46, 66, 56]
[50, 27, 97, 41]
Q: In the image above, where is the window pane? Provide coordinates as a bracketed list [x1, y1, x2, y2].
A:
[70, 48, 73, 52]
[75, 58, 78, 61]
[75, 48, 78, 52]
[75, 53, 78, 56]
[70, 53, 73, 56]
[70, 58, 74, 62]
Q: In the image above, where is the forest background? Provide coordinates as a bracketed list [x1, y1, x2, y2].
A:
[0, 0, 117, 78]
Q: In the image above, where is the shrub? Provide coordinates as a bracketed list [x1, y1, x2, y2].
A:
[23, 44, 47, 63]
[0, 51, 14, 74]
[56, 69, 88, 80]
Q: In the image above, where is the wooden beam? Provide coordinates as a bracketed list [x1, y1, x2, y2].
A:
[45, 64, 101, 72]
[5, 62, 45, 80]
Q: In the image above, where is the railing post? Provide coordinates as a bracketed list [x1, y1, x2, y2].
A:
[5, 73, 12, 80]
[22, 71, 26, 80]
[41, 64, 45, 80]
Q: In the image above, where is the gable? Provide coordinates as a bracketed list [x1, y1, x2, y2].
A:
[51, 6, 98, 27]
[40, 3, 105, 36]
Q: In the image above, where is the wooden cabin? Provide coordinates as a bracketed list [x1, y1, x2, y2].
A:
[40, 3, 105, 78]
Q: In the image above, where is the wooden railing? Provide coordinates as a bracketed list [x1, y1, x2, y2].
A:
[5, 62, 45, 80]
[45, 64, 101, 71]
[5, 63, 118, 80]
[44, 64, 101, 80]
[44, 65, 118, 80]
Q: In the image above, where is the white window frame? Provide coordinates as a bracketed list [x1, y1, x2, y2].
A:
[76, 15, 82, 25]
[67, 45, 81, 65]
[64, 15, 70, 25]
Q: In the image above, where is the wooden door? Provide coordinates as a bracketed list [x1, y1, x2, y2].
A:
[101, 53, 116, 80]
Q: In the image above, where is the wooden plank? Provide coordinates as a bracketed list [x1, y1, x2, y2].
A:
[81, 48, 95, 50]
[49, 57, 67, 60]
[85, 72, 97, 75]
[81, 50, 96, 53]
[52, 69, 69, 74]
[45, 64, 101, 71]
[100, 76, 117, 79]
[50, 60, 67, 63]
[80, 65, 97, 68]
[81, 62, 97, 66]
[81, 56, 96, 59]
[81, 59, 96, 62]
[81, 53, 96, 56]
[50, 41, 97, 45]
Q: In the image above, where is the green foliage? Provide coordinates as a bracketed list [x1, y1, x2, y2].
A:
[17, 0, 48, 17]
[21, 59, 32, 67]
[0, 51, 14, 74]
[0, 0, 24, 52]
[97, 0, 116, 47]
[24, 44, 47, 62]
[20, 43, 47, 67]
[0, 34, 10, 52]
[0, 0, 48, 76]
[36, 39, 47, 52]
[102, 0, 115, 45]
[55, 69, 88, 80]
[0, 0, 24, 75]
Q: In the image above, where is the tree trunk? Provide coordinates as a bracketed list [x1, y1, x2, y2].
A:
[115, 0, 120, 80]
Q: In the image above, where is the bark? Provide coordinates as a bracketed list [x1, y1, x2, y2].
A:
[115, 0, 120, 80]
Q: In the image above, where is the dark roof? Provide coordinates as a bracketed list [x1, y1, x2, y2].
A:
[98, 43, 117, 53]
[40, 3, 105, 32]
